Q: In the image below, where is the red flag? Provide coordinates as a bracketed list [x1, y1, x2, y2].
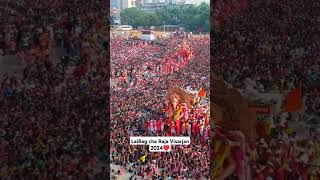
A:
[282, 83, 302, 112]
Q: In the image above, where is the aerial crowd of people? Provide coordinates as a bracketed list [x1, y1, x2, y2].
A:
[212, 0, 320, 179]
[1, 0, 320, 179]
[0, 0, 109, 179]
[110, 34, 211, 179]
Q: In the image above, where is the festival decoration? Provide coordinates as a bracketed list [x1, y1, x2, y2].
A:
[166, 86, 192, 109]
[181, 103, 189, 120]
[211, 75, 257, 179]
[211, 129, 232, 178]
[198, 88, 206, 98]
[165, 86, 210, 136]
[175, 42, 192, 59]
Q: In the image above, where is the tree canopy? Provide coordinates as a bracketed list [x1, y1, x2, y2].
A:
[120, 3, 210, 32]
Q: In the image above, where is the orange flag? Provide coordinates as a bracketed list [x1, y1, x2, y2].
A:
[282, 83, 302, 112]
[198, 88, 206, 98]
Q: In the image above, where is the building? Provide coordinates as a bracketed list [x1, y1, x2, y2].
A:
[137, 0, 187, 12]
[110, 0, 120, 9]
[110, 0, 138, 10]
[185, 0, 209, 5]
[119, 0, 137, 9]
[110, 7, 121, 25]
[139, 3, 166, 11]
[140, 0, 184, 5]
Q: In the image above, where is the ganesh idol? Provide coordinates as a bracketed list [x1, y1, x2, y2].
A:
[165, 86, 192, 135]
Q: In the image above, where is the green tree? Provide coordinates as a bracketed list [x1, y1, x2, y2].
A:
[119, 3, 210, 32]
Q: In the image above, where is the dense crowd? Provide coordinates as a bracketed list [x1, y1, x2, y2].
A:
[212, 0, 320, 179]
[110, 34, 211, 179]
[0, 0, 109, 179]
[213, 0, 320, 114]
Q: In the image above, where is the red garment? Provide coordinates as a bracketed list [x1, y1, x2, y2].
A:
[74, 64, 87, 77]
[145, 121, 150, 131]
[275, 168, 284, 180]
[66, 160, 77, 174]
[299, 165, 308, 180]
[196, 123, 201, 135]
[167, 117, 172, 127]
[187, 124, 191, 136]
[181, 123, 187, 134]
[233, 147, 244, 177]
[156, 121, 161, 133]
[255, 173, 265, 180]
[175, 119, 181, 135]
[0, 144, 7, 161]
[192, 122, 197, 136]
[204, 117, 209, 127]
[195, 110, 200, 120]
